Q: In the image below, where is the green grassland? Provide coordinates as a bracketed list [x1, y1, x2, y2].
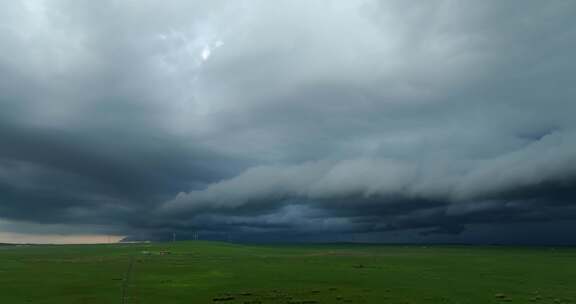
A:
[0, 242, 575, 304]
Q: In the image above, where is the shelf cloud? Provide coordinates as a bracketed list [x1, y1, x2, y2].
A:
[1, 0, 576, 243]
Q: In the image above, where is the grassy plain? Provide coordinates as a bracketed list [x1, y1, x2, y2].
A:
[0, 242, 575, 303]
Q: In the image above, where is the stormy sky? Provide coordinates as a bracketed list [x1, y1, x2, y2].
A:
[1, 0, 576, 244]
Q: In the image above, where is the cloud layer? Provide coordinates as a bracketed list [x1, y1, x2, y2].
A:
[1, 0, 576, 243]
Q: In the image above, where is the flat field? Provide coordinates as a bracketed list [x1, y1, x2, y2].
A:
[0, 242, 575, 303]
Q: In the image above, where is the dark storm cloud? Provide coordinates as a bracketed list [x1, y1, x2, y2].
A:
[1, 0, 576, 242]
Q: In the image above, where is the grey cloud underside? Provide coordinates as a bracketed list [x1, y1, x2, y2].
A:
[1, 0, 576, 242]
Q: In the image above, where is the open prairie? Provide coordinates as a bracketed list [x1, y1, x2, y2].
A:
[0, 242, 575, 304]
